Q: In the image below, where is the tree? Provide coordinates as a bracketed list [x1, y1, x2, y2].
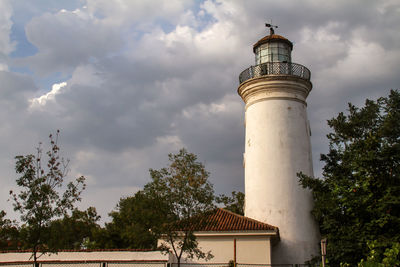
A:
[46, 207, 100, 249]
[10, 131, 86, 266]
[97, 190, 168, 249]
[0, 210, 20, 250]
[145, 148, 215, 267]
[216, 191, 245, 215]
[299, 90, 400, 266]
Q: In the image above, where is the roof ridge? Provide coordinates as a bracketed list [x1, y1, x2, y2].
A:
[170, 208, 278, 232]
[216, 208, 278, 230]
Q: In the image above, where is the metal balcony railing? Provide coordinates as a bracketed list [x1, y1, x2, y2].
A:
[238, 62, 311, 84]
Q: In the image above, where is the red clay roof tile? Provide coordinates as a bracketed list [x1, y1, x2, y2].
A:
[183, 208, 278, 232]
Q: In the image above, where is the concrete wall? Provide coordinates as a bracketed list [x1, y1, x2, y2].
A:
[238, 76, 320, 264]
[159, 233, 272, 265]
[236, 236, 271, 264]
[0, 250, 168, 266]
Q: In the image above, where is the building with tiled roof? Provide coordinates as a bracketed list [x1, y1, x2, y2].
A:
[158, 208, 279, 265]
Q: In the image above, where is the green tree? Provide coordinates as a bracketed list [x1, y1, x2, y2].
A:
[216, 191, 244, 215]
[46, 207, 100, 249]
[97, 190, 168, 249]
[10, 131, 86, 266]
[145, 148, 215, 267]
[0, 210, 20, 250]
[357, 241, 400, 267]
[299, 90, 400, 266]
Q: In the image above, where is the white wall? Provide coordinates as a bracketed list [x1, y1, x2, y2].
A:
[236, 236, 271, 264]
[159, 233, 272, 265]
[0, 250, 168, 266]
[238, 76, 320, 264]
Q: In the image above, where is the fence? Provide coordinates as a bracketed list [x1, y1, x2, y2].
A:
[0, 262, 167, 267]
[170, 263, 318, 267]
[0, 262, 320, 267]
[237, 264, 317, 267]
[170, 264, 228, 267]
[238, 62, 311, 84]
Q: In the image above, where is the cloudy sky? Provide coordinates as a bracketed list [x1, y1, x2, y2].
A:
[1, 0, 399, 223]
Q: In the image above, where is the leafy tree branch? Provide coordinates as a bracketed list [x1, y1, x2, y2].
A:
[9, 130, 86, 266]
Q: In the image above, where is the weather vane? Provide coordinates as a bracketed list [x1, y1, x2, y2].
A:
[265, 23, 278, 35]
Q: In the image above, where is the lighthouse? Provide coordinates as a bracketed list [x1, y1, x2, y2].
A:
[237, 26, 319, 264]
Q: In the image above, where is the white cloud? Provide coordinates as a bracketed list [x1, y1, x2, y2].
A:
[0, 63, 8, 71]
[21, 8, 122, 75]
[69, 64, 104, 87]
[85, 0, 192, 27]
[30, 81, 67, 108]
[0, 0, 15, 55]
[0, 0, 15, 70]
[377, 0, 400, 15]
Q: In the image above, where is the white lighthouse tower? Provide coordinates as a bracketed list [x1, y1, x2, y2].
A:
[238, 26, 319, 264]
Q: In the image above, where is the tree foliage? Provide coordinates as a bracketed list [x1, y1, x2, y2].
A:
[46, 207, 100, 249]
[9, 131, 86, 265]
[96, 190, 168, 249]
[145, 148, 215, 267]
[216, 191, 244, 216]
[299, 90, 400, 266]
[94, 148, 216, 261]
[0, 210, 20, 250]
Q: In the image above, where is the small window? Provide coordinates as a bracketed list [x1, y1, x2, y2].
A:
[255, 42, 291, 64]
[261, 49, 268, 56]
[278, 55, 288, 62]
[269, 43, 278, 48]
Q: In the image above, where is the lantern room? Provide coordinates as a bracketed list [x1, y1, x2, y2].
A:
[253, 34, 293, 64]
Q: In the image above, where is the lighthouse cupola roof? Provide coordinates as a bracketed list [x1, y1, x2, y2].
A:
[253, 24, 293, 65]
[253, 34, 293, 53]
[238, 24, 311, 84]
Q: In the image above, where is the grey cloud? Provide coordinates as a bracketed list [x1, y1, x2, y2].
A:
[2, 0, 400, 223]
[16, 11, 123, 76]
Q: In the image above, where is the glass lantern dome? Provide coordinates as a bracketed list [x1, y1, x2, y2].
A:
[238, 31, 311, 84]
[253, 34, 293, 64]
